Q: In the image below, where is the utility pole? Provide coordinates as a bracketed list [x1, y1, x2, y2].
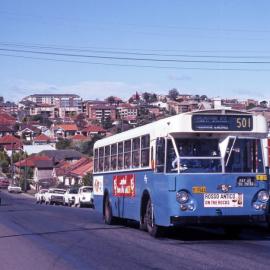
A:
[24, 156, 27, 192]
[10, 142, 14, 185]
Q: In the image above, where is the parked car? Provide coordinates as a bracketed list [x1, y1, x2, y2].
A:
[75, 186, 94, 208]
[44, 188, 66, 205]
[7, 185, 22, 193]
[64, 187, 79, 206]
[0, 178, 10, 189]
[35, 189, 48, 204]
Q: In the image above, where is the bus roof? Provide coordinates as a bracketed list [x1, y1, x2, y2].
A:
[94, 109, 268, 148]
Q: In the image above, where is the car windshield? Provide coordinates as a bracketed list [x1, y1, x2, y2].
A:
[82, 188, 92, 193]
[69, 189, 78, 194]
[54, 190, 66, 194]
[167, 138, 222, 173]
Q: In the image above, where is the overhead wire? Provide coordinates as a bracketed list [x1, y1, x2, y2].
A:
[1, 53, 270, 72]
[1, 47, 270, 64]
[1, 42, 270, 59]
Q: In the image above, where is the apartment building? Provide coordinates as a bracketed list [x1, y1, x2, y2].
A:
[117, 104, 138, 120]
[83, 100, 117, 121]
[22, 94, 82, 118]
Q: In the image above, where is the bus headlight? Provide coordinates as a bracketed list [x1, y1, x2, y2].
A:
[257, 190, 269, 203]
[176, 190, 189, 204]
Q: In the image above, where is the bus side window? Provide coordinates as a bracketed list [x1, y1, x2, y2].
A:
[156, 138, 165, 173]
[110, 144, 117, 171]
[94, 148, 98, 172]
[99, 147, 104, 172]
[117, 142, 123, 170]
[124, 140, 131, 169]
[104, 146, 110, 171]
[141, 135, 150, 167]
[132, 137, 140, 168]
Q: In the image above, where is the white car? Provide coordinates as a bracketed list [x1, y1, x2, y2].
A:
[8, 185, 22, 193]
[75, 186, 94, 208]
[64, 187, 79, 206]
[44, 188, 66, 205]
[35, 189, 48, 204]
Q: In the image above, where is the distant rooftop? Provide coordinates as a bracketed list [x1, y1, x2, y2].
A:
[24, 94, 80, 98]
[40, 149, 83, 162]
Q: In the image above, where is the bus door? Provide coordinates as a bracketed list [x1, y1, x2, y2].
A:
[155, 137, 165, 173]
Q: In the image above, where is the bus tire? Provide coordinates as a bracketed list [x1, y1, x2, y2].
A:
[145, 199, 162, 237]
[104, 195, 115, 225]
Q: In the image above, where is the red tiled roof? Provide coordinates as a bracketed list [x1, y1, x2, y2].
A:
[54, 124, 78, 131]
[0, 113, 16, 121]
[70, 161, 93, 177]
[0, 135, 21, 145]
[55, 157, 91, 177]
[0, 113, 16, 125]
[70, 134, 88, 141]
[15, 155, 51, 168]
[83, 125, 105, 133]
[34, 133, 51, 142]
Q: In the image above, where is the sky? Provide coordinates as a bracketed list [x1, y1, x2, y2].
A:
[1, 0, 270, 102]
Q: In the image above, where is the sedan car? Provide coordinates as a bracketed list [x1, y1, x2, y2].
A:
[8, 185, 22, 193]
[75, 186, 94, 208]
[44, 188, 66, 205]
[35, 189, 48, 204]
[0, 178, 10, 189]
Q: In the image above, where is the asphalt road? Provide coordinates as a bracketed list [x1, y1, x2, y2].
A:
[1, 191, 270, 270]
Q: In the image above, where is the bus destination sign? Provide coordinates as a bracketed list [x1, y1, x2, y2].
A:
[192, 115, 253, 131]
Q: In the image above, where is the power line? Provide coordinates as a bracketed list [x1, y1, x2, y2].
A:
[1, 42, 270, 59]
[1, 53, 270, 72]
[2, 41, 270, 54]
[1, 47, 270, 65]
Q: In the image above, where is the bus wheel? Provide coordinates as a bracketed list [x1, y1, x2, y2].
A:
[104, 195, 115, 225]
[145, 199, 161, 237]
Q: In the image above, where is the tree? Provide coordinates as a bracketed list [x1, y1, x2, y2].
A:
[149, 93, 158, 103]
[79, 135, 101, 156]
[246, 103, 256, 110]
[75, 113, 87, 129]
[128, 97, 134, 104]
[102, 116, 113, 129]
[200, 95, 208, 101]
[168, 88, 179, 101]
[12, 151, 27, 164]
[142, 92, 151, 103]
[194, 95, 200, 102]
[56, 138, 72, 149]
[82, 172, 93, 186]
[0, 151, 10, 173]
[106, 96, 116, 105]
[260, 100, 268, 108]
[31, 114, 52, 127]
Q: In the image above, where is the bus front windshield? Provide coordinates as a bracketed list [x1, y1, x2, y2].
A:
[167, 138, 222, 173]
[225, 138, 264, 173]
[167, 137, 264, 174]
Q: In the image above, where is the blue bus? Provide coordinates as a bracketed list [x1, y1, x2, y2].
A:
[93, 109, 269, 236]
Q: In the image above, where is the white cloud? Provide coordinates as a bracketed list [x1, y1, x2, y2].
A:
[168, 74, 192, 81]
[233, 88, 266, 100]
[6, 80, 158, 101]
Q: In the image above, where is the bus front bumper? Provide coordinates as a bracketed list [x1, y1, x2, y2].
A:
[170, 215, 267, 226]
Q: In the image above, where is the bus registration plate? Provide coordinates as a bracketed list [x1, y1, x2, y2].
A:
[204, 193, 243, 208]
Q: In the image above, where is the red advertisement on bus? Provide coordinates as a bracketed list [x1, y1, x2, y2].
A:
[113, 174, 136, 197]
